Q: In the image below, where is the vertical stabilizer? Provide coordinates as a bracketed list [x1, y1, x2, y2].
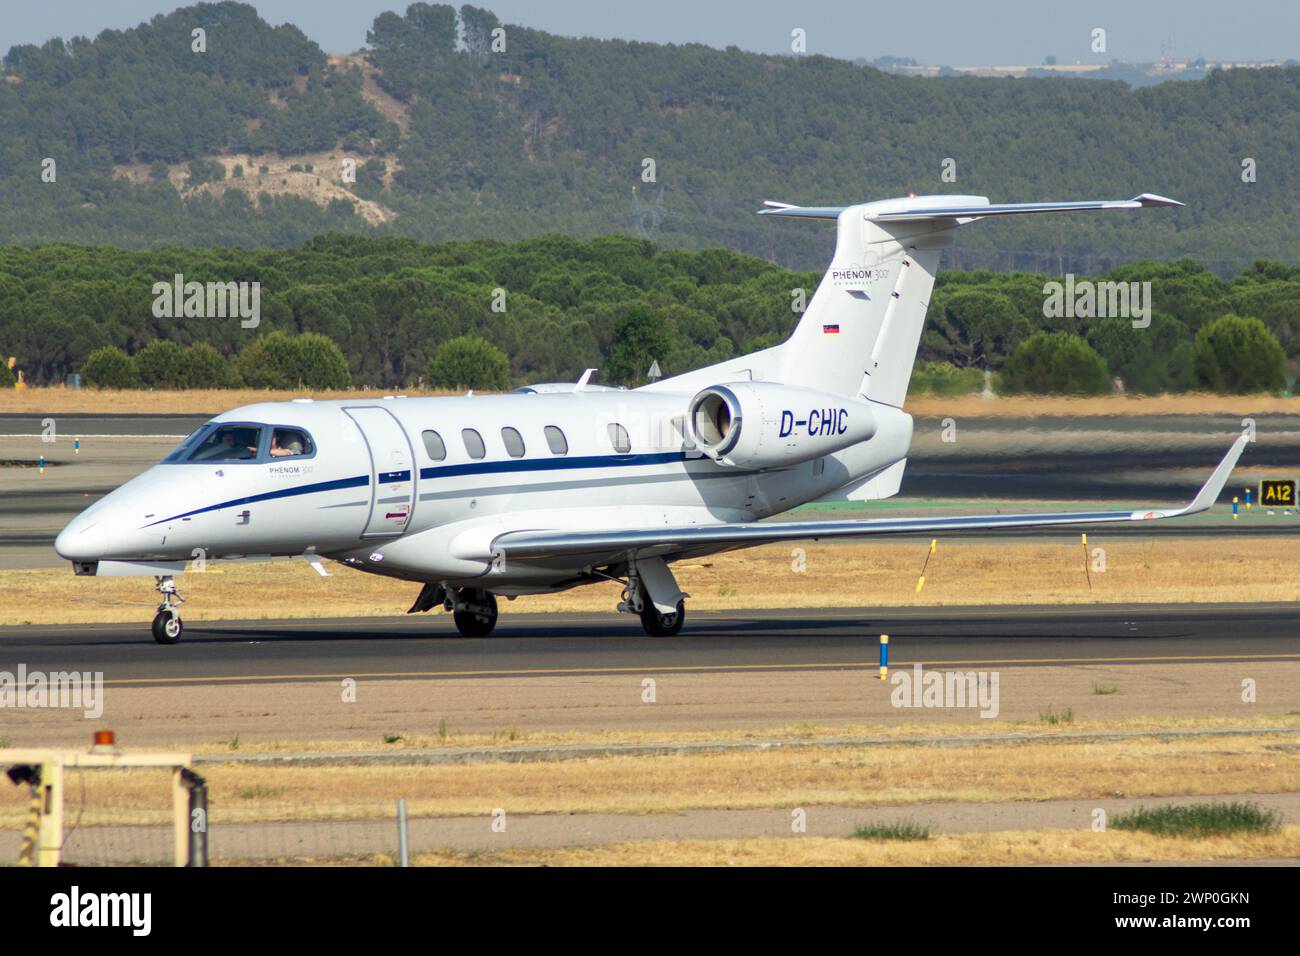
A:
[644, 192, 1179, 401]
[773, 208, 955, 400]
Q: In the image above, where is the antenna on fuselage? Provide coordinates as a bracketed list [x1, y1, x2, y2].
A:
[574, 368, 597, 392]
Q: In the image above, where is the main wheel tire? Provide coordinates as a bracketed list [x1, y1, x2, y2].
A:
[453, 589, 498, 638]
[151, 610, 183, 644]
[640, 599, 685, 637]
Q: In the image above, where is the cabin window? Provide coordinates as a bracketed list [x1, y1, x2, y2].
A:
[544, 425, 568, 456]
[185, 424, 264, 462]
[461, 428, 486, 460]
[501, 426, 526, 458]
[422, 429, 447, 461]
[607, 422, 631, 454]
[270, 428, 313, 458]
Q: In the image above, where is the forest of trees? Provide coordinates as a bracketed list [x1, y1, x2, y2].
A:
[2, 3, 1300, 270]
[1, 234, 1295, 395]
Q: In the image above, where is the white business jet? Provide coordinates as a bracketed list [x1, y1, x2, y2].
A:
[55, 191, 1249, 643]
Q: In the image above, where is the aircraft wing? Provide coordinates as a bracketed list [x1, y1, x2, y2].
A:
[493, 434, 1249, 562]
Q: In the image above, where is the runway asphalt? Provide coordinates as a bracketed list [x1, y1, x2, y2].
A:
[3, 604, 1297, 687]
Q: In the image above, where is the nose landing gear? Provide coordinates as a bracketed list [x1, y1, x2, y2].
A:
[406, 583, 499, 637]
[151, 575, 185, 644]
[451, 588, 498, 638]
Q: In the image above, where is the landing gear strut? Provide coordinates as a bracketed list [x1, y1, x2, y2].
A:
[614, 559, 687, 637]
[451, 587, 498, 638]
[151, 575, 185, 644]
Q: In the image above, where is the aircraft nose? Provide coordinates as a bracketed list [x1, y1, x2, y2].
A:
[54, 519, 108, 562]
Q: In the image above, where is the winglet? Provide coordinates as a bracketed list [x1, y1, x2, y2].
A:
[1138, 433, 1251, 520]
[1185, 432, 1252, 514]
[1132, 192, 1184, 208]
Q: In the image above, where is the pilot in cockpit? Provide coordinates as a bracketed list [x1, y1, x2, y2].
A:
[270, 429, 307, 457]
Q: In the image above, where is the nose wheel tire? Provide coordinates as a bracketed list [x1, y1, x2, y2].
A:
[453, 589, 498, 638]
[640, 599, 685, 637]
[151, 610, 183, 645]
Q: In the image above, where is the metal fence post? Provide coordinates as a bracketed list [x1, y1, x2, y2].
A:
[397, 798, 409, 867]
[181, 768, 209, 867]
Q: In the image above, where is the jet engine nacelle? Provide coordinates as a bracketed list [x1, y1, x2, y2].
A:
[686, 382, 877, 468]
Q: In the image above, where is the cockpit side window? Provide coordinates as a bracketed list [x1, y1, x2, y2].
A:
[185, 424, 265, 462]
[270, 427, 313, 458]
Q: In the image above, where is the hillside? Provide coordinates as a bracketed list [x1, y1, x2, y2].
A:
[2, 2, 1299, 270]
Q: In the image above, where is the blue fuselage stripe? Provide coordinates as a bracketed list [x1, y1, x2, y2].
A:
[147, 452, 694, 527]
[418, 451, 687, 480]
[144, 474, 371, 527]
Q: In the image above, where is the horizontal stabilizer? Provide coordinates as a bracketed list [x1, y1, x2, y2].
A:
[758, 193, 1182, 223]
[757, 202, 845, 220]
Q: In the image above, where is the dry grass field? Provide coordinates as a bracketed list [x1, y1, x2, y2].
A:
[407, 828, 1300, 866]
[5, 386, 1299, 417]
[3, 725, 1297, 828]
[908, 393, 1300, 418]
[4, 535, 1298, 626]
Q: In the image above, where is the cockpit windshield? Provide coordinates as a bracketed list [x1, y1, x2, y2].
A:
[161, 423, 214, 463]
[185, 424, 265, 462]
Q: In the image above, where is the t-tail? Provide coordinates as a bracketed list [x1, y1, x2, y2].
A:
[646, 192, 1182, 403]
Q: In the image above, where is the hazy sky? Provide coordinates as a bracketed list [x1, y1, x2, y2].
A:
[3, 0, 1299, 65]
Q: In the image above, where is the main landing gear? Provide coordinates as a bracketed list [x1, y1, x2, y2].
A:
[614, 558, 687, 637]
[151, 575, 185, 645]
[638, 597, 686, 637]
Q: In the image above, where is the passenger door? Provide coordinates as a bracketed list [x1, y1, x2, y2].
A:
[344, 406, 416, 537]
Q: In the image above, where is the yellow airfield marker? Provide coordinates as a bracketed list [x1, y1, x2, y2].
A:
[1081, 533, 1092, 591]
[915, 538, 936, 593]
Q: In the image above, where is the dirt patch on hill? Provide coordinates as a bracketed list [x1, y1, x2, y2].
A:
[114, 151, 399, 225]
[110, 52, 404, 223]
[329, 52, 412, 133]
